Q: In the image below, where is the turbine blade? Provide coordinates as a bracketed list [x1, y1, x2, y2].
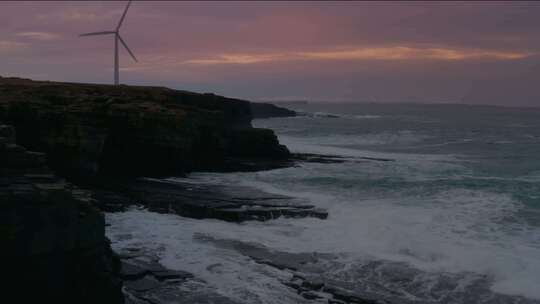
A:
[118, 34, 137, 62]
[116, 0, 132, 30]
[79, 31, 116, 37]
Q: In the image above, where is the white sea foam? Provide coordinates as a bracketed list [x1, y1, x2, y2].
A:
[180, 172, 540, 300]
[107, 209, 310, 304]
[179, 126, 540, 300]
[107, 110, 540, 302]
[150, 139, 539, 301]
[107, 182, 540, 301]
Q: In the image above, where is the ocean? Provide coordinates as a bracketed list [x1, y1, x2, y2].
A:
[107, 103, 540, 303]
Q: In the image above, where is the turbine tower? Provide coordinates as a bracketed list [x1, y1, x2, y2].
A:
[80, 0, 137, 85]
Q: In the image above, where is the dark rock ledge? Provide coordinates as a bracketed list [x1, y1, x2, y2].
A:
[250, 102, 297, 119]
[86, 177, 328, 222]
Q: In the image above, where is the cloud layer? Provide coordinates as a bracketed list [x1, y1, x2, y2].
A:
[183, 46, 533, 65]
[1, 1, 539, 105]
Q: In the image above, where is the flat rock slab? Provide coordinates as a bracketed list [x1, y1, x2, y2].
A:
[88, 178, 328, 222]
[120, 255, 242, 304]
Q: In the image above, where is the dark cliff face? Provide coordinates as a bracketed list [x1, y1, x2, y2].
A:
[250, 102, 297, 119]
[1, 124, 123, 303]
[0, 77, 296, 304]
[0, 77, 289, 177]
[0, 77, 296, 303]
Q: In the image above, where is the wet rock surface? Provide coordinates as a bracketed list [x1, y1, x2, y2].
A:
[197, 237, 386, 304]
[113, 234, 386, 304]
[85, 177, 328, 222]
[116, 248, 242, 304]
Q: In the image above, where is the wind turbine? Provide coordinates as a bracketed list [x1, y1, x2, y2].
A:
[80, 0, 137, 85]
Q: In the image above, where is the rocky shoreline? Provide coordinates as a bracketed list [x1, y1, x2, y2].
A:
[112, 234, 386, 304]
[2, 77, 478, 304]
[0, 76, 334, 303]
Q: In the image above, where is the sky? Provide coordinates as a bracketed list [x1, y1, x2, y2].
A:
[1, 1, 539, 106]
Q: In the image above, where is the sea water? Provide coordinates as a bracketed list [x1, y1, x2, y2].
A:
[107, 103, 540, 303]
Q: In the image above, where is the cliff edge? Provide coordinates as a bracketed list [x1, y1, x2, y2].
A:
[0, 76, 290, 177]
[250, 101, 297, 119]
[0, 76, 299, 303]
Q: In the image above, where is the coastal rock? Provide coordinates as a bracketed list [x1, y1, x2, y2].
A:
[117, 254, 240, 304]
[88, 178, 328, 222]
[199, 237, 386, 304]
[1, 123, 123, 303]
[0, 76, 290, 177]
[218, 127, 293, 171]
[250, 102, 297, 119]
[225, 128, 290, 158]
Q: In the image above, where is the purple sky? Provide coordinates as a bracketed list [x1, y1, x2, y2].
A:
[1, 1, 540, 105]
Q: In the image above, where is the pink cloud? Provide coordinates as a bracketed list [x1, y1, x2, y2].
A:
[16, 31, 62, 41]
[0, 1, 539, 105]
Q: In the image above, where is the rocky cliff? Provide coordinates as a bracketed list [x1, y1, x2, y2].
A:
[0, 76, 290, 177]
[1, 124, 123, 303]
[0, 76, 299, 303]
